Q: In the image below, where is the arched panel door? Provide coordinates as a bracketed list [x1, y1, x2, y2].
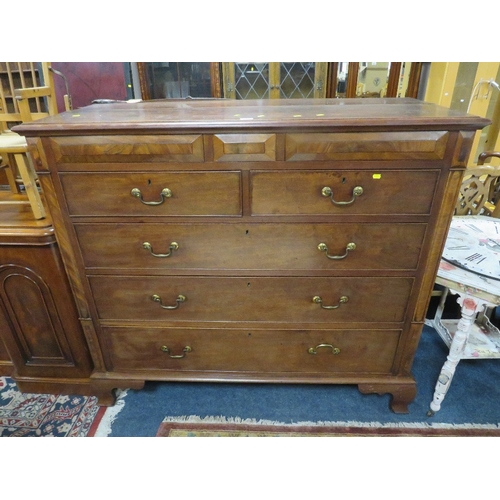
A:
[0, 248, 93, 380]
[0, 265, 73, 366]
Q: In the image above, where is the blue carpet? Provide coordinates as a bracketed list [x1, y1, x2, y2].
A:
[108, 325, 500, 436]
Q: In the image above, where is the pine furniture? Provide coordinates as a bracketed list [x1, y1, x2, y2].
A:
[0, 62, 59, 219]
[14, 98, 488, 411]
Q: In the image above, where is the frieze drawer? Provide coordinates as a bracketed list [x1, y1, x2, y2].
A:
[49, 135, 205, 164]
[212, 133, 276, 162]
[285, 131, 449, 161]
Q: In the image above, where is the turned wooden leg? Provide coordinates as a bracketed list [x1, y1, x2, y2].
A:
[427, 297, 479, 416]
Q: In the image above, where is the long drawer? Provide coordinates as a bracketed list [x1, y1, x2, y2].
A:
[102, 326, 402, 374]
[59, 171, 242, 216]
[285, 131, 449, 161]
[76, 222, 427, 271]
[251, 170, 440, 215]
[49, 135, 205, 163]
[89, 276, 413, 323]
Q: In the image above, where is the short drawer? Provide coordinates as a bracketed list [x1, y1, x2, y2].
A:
[60, 172, 242, 216]
[285, 131, 449, 161]
[102, 326, 401, 374]
[89, 276, 413, 324]
[213, 133, 276, 161]
[75, 222, 426, 272]
[251, 170, 439, 215]
[49, 135, 204, 163]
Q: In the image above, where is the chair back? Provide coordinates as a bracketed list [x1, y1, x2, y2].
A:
[456, 153, 500, 217]
[0, 62, 58, 131]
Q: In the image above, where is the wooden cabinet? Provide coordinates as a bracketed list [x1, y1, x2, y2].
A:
[0, 309, 13, 375]
[15, 98, 488, 411]
[135, 62, 424, 100]
[221, 63, 328, 99]
[0, 202, 94, 394]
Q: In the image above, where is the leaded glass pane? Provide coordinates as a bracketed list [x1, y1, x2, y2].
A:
[234, 63, 270, 99]
[279, 62, 316, 98]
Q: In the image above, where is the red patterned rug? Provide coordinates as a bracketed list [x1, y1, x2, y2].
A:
[156, 416, 500, 437]
[0, 377, 106, 437]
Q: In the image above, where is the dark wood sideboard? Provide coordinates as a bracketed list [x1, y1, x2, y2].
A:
[0, 202, 93, 393]
[12, 98, 489, 411]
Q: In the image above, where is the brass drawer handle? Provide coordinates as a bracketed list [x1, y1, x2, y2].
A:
[317, 242, 356, 260]
[151, 294, 186, 309]
[131, 187, 172, 205]
[308, 344, 341, 355]
[143, 241, 179, 258]
[312, 295, 348, 310]
[161, 345, 192, 358]
[321, 186, 363, 206]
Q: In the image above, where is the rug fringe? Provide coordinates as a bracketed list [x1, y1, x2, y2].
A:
[160, 414, 500, 430]
[93, 389, 128, 437]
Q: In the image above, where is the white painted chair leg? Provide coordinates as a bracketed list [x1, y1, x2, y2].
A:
[428, 297, 479, 416]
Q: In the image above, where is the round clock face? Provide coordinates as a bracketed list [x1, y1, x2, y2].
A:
[442, 217, 500, 281]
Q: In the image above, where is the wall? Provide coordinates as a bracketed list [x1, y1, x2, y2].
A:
[50, 62, 129, 112]
[424, 62, 500, 166]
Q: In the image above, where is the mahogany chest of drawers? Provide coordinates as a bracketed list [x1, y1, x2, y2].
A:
[15, 98, 488, 411]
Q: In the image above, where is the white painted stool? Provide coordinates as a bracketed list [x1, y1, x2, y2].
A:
[425, 216, 500, 415]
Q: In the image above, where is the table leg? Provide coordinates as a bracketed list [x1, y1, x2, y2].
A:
[427, 297, 480, 416]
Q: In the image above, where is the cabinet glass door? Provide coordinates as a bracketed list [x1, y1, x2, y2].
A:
[223, 63, 271, 99]
[334, 62, 349, 97]
[356, 62, 391, 97]
[278, 62, 327, 98]
[222, 62, 327, 99]
[396, 62, 413, 97]
[139, 62, 214, 99]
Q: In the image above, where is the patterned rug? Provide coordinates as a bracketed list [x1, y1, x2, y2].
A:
[156, 416, 500, 437]
[0, 376, 107, 437]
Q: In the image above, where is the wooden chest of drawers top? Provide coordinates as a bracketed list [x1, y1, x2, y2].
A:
[15, 98, 488, 137]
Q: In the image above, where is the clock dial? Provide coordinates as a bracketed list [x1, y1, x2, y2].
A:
[442, 216, 500, 281]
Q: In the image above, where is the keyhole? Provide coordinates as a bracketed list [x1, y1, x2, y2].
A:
[342, 177, 347, 184]
[247, 282, 251, 287]
[245, 230, 249, 235]
[147, 179, 152, 185]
